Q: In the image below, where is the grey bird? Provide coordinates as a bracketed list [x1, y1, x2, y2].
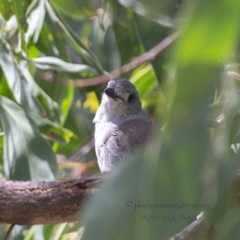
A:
[93, 78, 155, 172]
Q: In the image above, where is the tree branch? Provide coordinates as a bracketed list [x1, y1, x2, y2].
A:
[0, 175, 103, 225]
[39, 32, 180, 87]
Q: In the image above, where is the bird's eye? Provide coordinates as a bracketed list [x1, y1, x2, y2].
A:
[127, 93, 135, 102]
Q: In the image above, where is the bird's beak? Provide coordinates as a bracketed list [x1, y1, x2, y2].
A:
[104, 88, 118, 100]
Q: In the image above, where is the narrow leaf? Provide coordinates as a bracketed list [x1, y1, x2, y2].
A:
[0, 96, 58, 181]
[26, 0, 46, 43]
[29, 56, 97, 74]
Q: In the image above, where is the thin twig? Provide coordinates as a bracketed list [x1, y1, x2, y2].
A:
[39, 32, 180, 87]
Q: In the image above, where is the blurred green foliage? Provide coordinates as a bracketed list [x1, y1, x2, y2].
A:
[1, 0, 240, 239]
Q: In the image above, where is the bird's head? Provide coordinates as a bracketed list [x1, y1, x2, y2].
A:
[102, 78, 142, 118]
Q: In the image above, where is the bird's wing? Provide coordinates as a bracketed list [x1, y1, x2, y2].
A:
[116, 117, 155, 153]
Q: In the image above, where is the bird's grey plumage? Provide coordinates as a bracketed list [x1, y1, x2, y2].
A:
[93, 78, 155, 172]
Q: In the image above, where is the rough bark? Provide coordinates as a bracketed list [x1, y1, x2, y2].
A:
[0, 175, 103, 225]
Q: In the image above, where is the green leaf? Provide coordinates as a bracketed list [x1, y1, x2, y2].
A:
[35, 22, 56, 56]
[90, 18, 121, 72]
[30, 113, 75, 144]
[29, 56, 97, 74]
[56, 83, 74, 125]
[175, 2, 240, 64]
[6, 0, 30, 49]
[0, 96, 58, 181]
[0, 41, 43, 114]
[130, 64, 166, 125]
[111, 4, 142, 65]
[51, 0, 97, 20]
[37, 81, 74, 131]
[26, 0, 46, 43]
[134, 13, 169, 84]
[0, 41, 61, 123]
[12, 0, 29, 28]
[0, 0, 13, 20]
[130, 64, 158, 99]
[46, 2, 106, 74]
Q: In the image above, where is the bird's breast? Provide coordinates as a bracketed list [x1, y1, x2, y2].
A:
[94, 121, 117, 146]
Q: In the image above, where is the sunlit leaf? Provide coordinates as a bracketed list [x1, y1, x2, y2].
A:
[130, 64, 158, 99]
[53, 83, 74, 125]
[29, 56, 97, 74]
[26, 0, 46, 43]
